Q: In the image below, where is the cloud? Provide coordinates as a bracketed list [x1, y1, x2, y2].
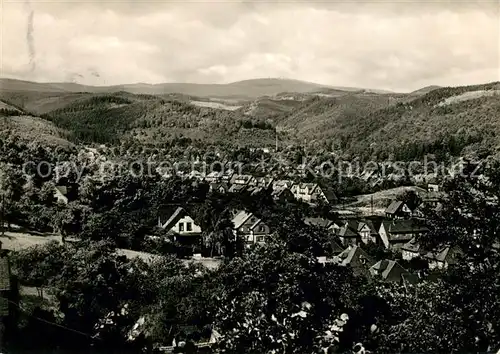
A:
[1, 0, 499, 91]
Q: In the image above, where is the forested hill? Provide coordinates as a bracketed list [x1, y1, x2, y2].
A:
[0, 79, 499, 160]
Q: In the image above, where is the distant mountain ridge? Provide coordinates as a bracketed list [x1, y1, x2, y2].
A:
[0, 78, 391, 99]
[1, 77, 499, 161]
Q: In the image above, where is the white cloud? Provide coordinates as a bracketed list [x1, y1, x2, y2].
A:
[1, 1, 498, 91]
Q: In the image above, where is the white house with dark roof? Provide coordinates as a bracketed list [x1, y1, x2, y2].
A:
[231, 210, 271, 245]
[291, 183, 332, 204]
[379, 219, 429, 250]
[158, 207, 202, 238]
[230, 174, 256, 186]
[424, 245, 461, 270]
[385, 201, 412, 219]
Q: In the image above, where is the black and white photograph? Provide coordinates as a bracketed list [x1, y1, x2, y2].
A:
[0, 0, 499, 352]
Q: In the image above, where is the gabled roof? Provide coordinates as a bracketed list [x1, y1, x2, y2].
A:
[250, 218, 267, 231]
[336, 245, 373, 267]
[329, 237, 344, 254]
[385, 201, 407, 214]
[363, 220, 380, 235]
[370, 259, 408, 281]
[253, 177, 274, 187]
[272, 179, 294, 189]
[231, 211, 253, 229]
[210, 182, 229, 191]
[159, 207, 187, 229]
[424, 246, 461, 264]
[336, 222, 359, 238]
[319, 185, 338, 203]
[293, 183, 319, 195]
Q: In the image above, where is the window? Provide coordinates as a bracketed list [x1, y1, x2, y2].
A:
[258, 225, 266, 232]
[186, 222, 192, 231]
[257, 235, 265, 243]
[178, 223, 184, 232]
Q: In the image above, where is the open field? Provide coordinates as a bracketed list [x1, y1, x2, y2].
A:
[342, 186, 427, 208]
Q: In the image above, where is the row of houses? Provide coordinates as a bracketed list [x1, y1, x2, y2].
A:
[157, 207, 273, 248]
[207, 173, 337, 205]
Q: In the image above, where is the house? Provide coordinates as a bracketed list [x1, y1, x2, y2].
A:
[424, 246, 461, 270]
[291, 183, 330, 204]
[230, 174, 256, 186]
[231, 211, 271, 245]
[271, 187, 295, 202]
[385, 201, 412, 219]
[53, 185, 78, 204]
[336, 221, 361, 246]
[205, 171, 223, 183]
[220, 169, 235, 184]
[357, 221, 378, 244]
[250, 177, 274, 189]
[209, 182, 229, 194]
[401, 238, 422, 260]
[158, 207, 202, 245]
[427, 183, 440, 192]
[321, 185, 338, 204]
[246, 186, 264, 197]
[335, 245, 374, 277]
[228, 184, 248, 194]
[379, 219, 430, 250]
[272, 179, 294, 191]
[421, 191, 447, 208]
[369, 259, 410, 283]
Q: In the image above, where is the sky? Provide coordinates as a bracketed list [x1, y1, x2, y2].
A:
[1, 0, 499, 92]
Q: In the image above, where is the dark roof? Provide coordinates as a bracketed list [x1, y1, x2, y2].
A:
[370, 259, 408, 281]
[364, 220, 380, 236]
[385, 201, 406, 214]
[337, 245, 374, 268]
[424, 246, 461, 264]
[159, 207, 186, 229]
[336, 222, 360, 238]
[383, 219, 430, 235]
[272, 187, 290, 197]
[329, 238, 344, 254]
[320, 185, 338, 203]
